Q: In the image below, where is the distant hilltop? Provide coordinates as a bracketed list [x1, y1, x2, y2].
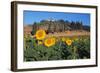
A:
[24, 19, 90, 35]
[33, 19, 90, 32]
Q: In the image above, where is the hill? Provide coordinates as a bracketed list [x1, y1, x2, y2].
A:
[32, 19, 90, 34]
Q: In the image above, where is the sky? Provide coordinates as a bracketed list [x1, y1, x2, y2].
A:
[23, 10, 90, 26]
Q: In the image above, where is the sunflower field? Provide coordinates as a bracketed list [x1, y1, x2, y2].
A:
[24, 29, 90, 61]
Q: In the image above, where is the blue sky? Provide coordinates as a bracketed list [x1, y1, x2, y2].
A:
[23, 10, 90, 26]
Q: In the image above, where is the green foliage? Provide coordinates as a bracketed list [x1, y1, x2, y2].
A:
[31, 29, 36, 35]
[24, 36, 90, 61]
[37, 23, 44, 25]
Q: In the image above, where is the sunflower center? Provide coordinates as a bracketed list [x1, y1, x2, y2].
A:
[47, 39, 52, 44]
[68, 40, 71, 44]
[38, 32, 43, 37]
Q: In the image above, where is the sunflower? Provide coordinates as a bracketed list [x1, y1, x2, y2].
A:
[65, 39, 72, 46]
[44, 38, 56, 47]
[35, 29, 46, 40]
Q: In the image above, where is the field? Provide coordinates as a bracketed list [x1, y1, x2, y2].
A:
[24, 30, 90, 61]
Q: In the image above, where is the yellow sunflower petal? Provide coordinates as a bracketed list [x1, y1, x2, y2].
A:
[38, 41, 43, 45]
[61, 37, 66, 41]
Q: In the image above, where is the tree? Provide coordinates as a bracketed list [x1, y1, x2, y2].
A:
[31, 22, 37, 35]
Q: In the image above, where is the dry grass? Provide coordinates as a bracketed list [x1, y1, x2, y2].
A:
[46, 31, 90, 38]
